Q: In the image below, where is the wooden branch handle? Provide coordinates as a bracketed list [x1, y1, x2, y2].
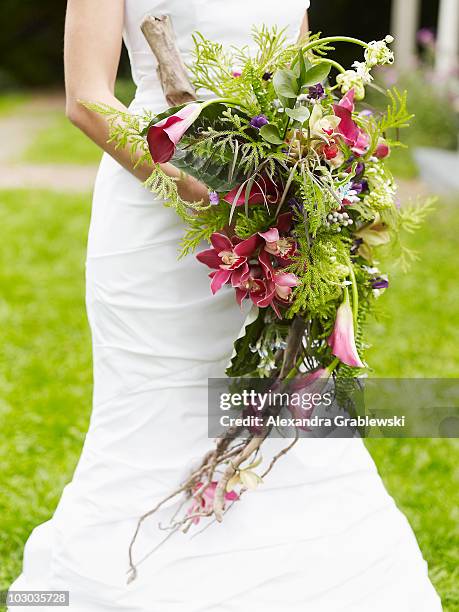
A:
[141, 15, 197, 107]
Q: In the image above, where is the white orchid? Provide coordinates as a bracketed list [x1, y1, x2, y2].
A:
[308, 104, 341, 141]
[226, 455, 264, 492]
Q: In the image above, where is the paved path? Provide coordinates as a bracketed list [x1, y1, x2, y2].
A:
[0, 93, 98, 192]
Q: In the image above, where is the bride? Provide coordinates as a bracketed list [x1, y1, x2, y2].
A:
[9, 1, 443, 610]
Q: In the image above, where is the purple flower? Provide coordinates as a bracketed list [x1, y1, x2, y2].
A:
[371, 277, 389, 290]
[250, 114, 269, 129]
[209, 191, 220, 206]
[308, 83, 326, 100]
[351, 238, 364, 255]
[262, 72, 273, 81]
[352, 179, 369, 195]
[288, 197, 303, 214]
[354, 162, 365, 177]
[417, 28, 435, 47]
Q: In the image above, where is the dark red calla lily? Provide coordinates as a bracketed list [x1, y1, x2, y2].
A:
[147, 103, 203, 164]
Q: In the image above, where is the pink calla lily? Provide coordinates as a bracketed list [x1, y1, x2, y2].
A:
[196, 232, 261, 294]
[337, 89, 356, 112]
[147, 103, 203, 163]
[328, 288, 365, 368]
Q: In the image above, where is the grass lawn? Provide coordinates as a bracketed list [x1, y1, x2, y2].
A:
[0, 189, 458, 610]
[20, 79, 135, 166]
[0, 93, 29, 117]
[21, 112, 102, 166]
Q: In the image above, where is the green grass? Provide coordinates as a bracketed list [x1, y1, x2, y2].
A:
[0, 189, 458, 610]
[19, 78, 135, 166]
[0, 190, 93, 607]
[0, 93, 28, 117]
[22, 112, 101, 165]
[386, 146, 419, 180]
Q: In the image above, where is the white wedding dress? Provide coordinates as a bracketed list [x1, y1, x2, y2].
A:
[10, 1, 443, 610]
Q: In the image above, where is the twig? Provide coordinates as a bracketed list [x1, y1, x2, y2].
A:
[141, 15, 197, 106]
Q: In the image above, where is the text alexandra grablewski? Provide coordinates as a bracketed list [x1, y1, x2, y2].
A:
[219, 413, 406, 429]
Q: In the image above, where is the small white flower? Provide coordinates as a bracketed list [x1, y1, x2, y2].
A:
[352, 61, 374, 85]
[336, 70, 366, 100]
[365, 40, 395, 67]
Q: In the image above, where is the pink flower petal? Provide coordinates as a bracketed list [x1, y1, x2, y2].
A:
[210, 233, 233, 252]
[274, 272, 300, 287]
[259, 227, 279, 243]
[333, 105, 360, 146]
[258, 249, 274, 279]
[196, 248, 221, 269]
[210, 269, 232, 294]
[328, 295, 365, 368]
[277, 212, 293, 234]
[231, 263, 250, 287]
[233, 233, 261, 257]
[338, 89, 355, 112]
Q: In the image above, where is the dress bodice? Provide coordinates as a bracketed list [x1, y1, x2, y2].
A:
[123, 0, 310, 112]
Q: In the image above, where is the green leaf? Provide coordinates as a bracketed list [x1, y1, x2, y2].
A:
[259, 124, 284, 145]
[273, 69, 299, 99]
[172, 145, 246, 192]
[285, 106, 310, 124]
[226, 308, 266, 377]
[301, 63, 332, 88]
[294, 50, 312, 86]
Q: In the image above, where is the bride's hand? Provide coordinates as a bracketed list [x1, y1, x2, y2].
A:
[159, 162, 209, 204]
[177, 173, 210, 205]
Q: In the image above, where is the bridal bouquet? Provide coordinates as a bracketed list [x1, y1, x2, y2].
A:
[89, 26, 432, 579]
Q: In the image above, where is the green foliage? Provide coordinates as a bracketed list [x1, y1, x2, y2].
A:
[234, 206, 273, 239]
[226, 308, 266, 377]
[287, 231, 351, 319]
[82, 102, 151, 166]
[378, 88, 414, 134]
[179, 205, 231, 257]
[384, 197, 437, 272]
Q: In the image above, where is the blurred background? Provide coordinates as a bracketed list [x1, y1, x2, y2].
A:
[0, 1, 458, 610]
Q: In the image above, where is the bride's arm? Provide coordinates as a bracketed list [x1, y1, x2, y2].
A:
[299, 9, 310, 41]
[64, 0, 208, 202]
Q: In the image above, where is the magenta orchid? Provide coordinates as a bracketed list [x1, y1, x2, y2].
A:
[187, 482, 239, 525]
[196, 233, 261, 294]
[328, 288, 365, 368]
[333, 89, 370, 157]
[258, 249, 300, 316]
[258, 212, 296, 263]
